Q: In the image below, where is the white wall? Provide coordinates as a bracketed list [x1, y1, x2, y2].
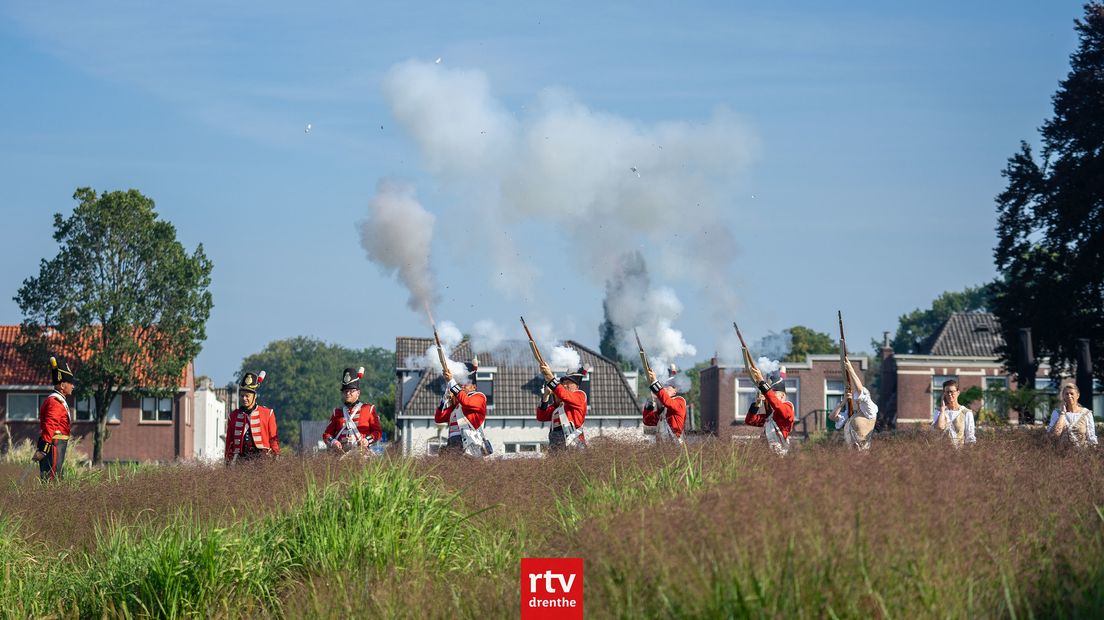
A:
[193, 387, 226, 462]
[399, 416, 649, 457]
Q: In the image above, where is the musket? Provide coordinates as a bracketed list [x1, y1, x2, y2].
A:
[634, 328, 653, 377]
[732, 322, 760, 379]
[431, 323, 451, 379]
[520, 316, 552, 379]
[734, 322, 786, 449]
[838, 310, 857, 418]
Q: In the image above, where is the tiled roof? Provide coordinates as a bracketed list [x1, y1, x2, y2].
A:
[0, 326, 41, 385]
[0, 325, 190, 387]
[926, 312, 1004, 357]
[396, 337, 641, 418]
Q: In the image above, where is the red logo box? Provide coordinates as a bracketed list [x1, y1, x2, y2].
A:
[520, 557, 584, 619]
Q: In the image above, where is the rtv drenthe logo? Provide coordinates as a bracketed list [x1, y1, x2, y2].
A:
[520, 558, 583, 619]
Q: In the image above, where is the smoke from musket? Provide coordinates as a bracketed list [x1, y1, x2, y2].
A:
[755, 330, 793, 362]
[548, 345, 582, 371]
[602, 251, 696, 370]
[469, 317, 582, 370]
[382, 60, 759, 326]
[357, 180, 437, 312]
[404, 320, 472, 383]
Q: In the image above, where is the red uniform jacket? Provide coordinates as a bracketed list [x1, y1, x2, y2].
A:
[39, 391, 71, 443]
[434, 389, 487, 439]
[744, 388, 795, 439]
[535, 384, 587, 429]
[322, 402, 382, 446]
[643, 390, 686, 438]
[225, 405, 280, 461]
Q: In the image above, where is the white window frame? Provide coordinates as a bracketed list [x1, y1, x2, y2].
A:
[932, 375, 958, 411]
[476, 371, 495, 410]
[5, 393, 50, 421]
[75, 396, 122, 423]
[140, 397, 174, 423]
[733, 377, 799, 423]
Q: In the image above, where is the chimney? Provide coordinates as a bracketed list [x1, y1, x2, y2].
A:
[1016, 328, 1035, 390]
[880, 331, 893, 360]
[1076, 338, 1093, 410]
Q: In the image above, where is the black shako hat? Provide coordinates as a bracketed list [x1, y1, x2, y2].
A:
[49, 356, 75, 386]
[239, 371, 266, 394]
[341, 367, 364, 390]
[562, 366, 588, 386]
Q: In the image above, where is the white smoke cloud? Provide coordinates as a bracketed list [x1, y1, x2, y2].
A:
[602, 251, 696, 370]
[470, 319, 505, 353]
[668, 373, 692, 394]
[548, 345, 581, 372]
[382, 60, 759, 332]
[404, 320, 472, 383]
[756, 356, 783, 377]
[357, 180, 436, 312]
[755, 331, 793, 362]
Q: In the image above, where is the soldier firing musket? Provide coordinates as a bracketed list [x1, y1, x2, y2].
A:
[431, 317, 491, 458]
[322, 366, 382, 457]
[525, 316, 589, 451]
[830, 311, 879, 450]
[736, 323, 795, 456]
[637, 329, 686, 443]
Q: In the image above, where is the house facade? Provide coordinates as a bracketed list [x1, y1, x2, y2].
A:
[699, 353, 870, 441]
[395, 337, 645, 456]
[878, 312, 1103, 427]
[193, 380, 227, 462]
[0, 325, 197, 462]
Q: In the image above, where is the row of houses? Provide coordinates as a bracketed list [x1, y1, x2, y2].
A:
[3, 313, 1100, 461]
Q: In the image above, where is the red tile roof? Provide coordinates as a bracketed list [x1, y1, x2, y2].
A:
[0, 325, 191, 388]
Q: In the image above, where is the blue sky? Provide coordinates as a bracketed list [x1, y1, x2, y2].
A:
[0, 1, 1085, 382]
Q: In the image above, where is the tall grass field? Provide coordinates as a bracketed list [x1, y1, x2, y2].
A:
[1, 429, 1102, 618]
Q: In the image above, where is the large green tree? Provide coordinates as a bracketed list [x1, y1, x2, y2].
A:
[886, 285, 992, 354]
[16, 188, 213, 464]
[783, 326, 840, 362]
[237, 337, 395, 448]
[992, 3, 1104, 382]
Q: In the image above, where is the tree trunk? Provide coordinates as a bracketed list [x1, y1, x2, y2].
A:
[93, 392, 109, 465]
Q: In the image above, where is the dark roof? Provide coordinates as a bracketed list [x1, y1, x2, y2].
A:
[926, 312, 1003, 357]
[395, 337, 641, 417]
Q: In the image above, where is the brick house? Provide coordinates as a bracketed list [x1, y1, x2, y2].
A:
[699, 353, 870, 441]
[878, 311, 1103, 427]
[0, 325, 196, 462]
[395, 337, 644, 456]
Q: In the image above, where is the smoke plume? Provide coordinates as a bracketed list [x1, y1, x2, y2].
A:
[382, 60, 759, 329]
[357, 180, 436, 312]
[404, 320, 472, 382]
[601, 251, 696, 370]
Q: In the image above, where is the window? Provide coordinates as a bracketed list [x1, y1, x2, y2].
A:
[984, 377, 1010, 417]
[6, 393, 50, 421]
[504, 442, 543, 454]
[141, 397, 173, 422]
[734, 378, 799, 422]
[476, 371, 495, 408]
[579, 371, 592, 403]
[75, 397, 122, 422]
[932, 375, 958, 411]
[825, 380, 845, 431]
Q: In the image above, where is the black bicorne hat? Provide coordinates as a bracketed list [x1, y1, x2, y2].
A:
[341, 367, 364, 390]
[239, 371, 266, 394]
[49, 357, 75, 386]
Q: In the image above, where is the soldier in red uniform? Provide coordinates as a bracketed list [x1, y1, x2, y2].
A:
[32, 357, 74, 481]
[744, 368, 795, 455]
[434, 361, 490, 457]
[322, 367, 382, 455]
[224, 371, 280, 463]
[536, 365, 588, 451]
[643, 365, 686, 443]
